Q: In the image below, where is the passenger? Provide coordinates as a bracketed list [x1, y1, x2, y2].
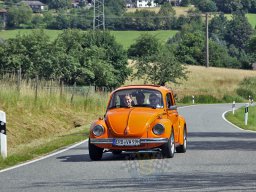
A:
[149, 93, 160, 108]
[136, 92, 145, 105]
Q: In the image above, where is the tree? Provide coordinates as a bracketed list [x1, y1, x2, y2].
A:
[105, 0, 126, 16]
[209, 13, 228, 42]
[225, 12, 254, 50]
[134, 46, 187, 85]
[197, 0, 217, 12]
[214, 0, 243, 13]
[129, 33, 187, 85]
[209, 40, 240, 68]
[128, 33, 160, 58]
[174, 31, 205, 65]
[47, 0, 72, 9]
[180, 0, 190, 6]
[52, 29, 130, 87]
[7, 4, 33, 28]
[0, 30, 54, 78]
[158, 2, 176, 29]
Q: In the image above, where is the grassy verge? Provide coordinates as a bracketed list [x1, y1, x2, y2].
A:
[0, 79, 108, 170]
[225, 105, 256, 131]
[0, 127, 89, 170]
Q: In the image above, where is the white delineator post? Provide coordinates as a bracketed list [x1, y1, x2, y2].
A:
[244, 103, 249, 126]
[192, 95, 195, 104]
[232, 101, 236, 114]
[0, 111, 7, 159]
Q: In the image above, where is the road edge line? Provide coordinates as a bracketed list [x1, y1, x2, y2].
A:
[222, 110, 256, 133]
[0, 139, 88, 173]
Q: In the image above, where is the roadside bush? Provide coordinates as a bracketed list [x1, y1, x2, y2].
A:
[179, 95, 220, 104]
[178, 95, 194, 104]
[195, 95, 220, 103]
[236, 77, 256, 99]
[222, 95, 244, 103]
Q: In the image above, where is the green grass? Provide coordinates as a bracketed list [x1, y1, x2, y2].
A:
[111, 30, 178, 49]
[0, 127, 89, 170]
[225, 105, 256, 131]
[0, 29, 62, 40]
[246, 14, 256, 28]
[0, 29, 178, 49]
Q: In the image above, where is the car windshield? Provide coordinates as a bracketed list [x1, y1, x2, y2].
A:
[108, 88, 164, 109]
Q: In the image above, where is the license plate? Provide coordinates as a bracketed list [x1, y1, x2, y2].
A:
[113, 139, 140, 146]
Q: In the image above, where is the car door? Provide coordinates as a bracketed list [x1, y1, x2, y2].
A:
[166, 92, 179, 142]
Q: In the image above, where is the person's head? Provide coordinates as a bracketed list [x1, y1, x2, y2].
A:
[124, 94, 133, 107]
[136, 92, 145, 105]
[149, 93, 159, 106]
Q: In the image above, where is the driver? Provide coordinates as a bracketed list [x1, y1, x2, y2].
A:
[123, 94, 133, 107]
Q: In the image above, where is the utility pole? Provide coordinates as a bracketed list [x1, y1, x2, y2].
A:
[93, 0, 105, 30]
[205, 12, 209, 68]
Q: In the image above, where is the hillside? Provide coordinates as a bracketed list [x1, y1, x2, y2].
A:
[125, 64, 256, 99]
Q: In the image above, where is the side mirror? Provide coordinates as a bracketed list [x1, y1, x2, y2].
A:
[169, 105, 177, 110]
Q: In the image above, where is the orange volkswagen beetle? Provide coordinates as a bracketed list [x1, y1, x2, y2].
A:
[89, 85, 187, 160]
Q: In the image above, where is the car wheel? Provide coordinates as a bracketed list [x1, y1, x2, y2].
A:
[176, 127, 187, 153]
[89, 139, 103, 160]
[161, 130, 175, 158]
[112, 150, 122, 155]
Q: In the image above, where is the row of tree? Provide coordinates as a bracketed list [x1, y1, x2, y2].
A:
[128, 11, 256, 70]
[5, 3, 188, 30]
[5, 1, 256, 30]
[176, 11, 256, 68]
[0, 30, 131, 88]
[193, 0, 256, 13]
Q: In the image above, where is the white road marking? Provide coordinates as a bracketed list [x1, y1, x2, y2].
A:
[222, 110, 256, 133]
[0, 139, 88, 173]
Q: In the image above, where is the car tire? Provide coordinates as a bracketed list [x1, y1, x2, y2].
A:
[176, 127, 187, 153]
[112, 150, 122, 155]
[89, 139, 103, 161]
[161, 130, 175, 158]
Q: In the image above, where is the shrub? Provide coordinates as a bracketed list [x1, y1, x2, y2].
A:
[222, 95, 244, 103]
[179, 95, 220, 104]
[236, 77, 256, 99]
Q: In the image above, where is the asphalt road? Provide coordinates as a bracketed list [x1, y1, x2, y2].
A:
[1, 104, 256, 192]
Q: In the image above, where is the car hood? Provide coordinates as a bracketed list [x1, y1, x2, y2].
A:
[106, 108, 162, 137]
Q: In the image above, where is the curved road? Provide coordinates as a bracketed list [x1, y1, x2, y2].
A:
[1, 104, 256, 192]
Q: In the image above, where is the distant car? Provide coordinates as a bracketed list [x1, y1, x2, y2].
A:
[88, 85, 187, 160]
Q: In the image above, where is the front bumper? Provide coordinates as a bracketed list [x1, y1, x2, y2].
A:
[90, 138, 168, 145]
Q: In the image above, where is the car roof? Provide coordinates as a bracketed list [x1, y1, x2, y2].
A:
[113, 85, 172, 93]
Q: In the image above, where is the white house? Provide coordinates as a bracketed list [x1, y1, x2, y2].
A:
[137, 0, 157, 8]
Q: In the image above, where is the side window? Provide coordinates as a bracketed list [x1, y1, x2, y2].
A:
[166, 92, 175, 109]
[166, 93, 172, 109]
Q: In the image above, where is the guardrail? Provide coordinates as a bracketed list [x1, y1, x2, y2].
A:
[0, 110, 7, 159]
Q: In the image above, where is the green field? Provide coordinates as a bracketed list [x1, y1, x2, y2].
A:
[226, 106, 256, 131]
[111, 30, 178, 49]
[246, 14, 256, 28]
[0, 29, 178, 49]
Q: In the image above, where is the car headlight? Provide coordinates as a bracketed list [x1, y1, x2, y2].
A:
[153, 124, 165, 135]
[92, 125, 104, 136]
